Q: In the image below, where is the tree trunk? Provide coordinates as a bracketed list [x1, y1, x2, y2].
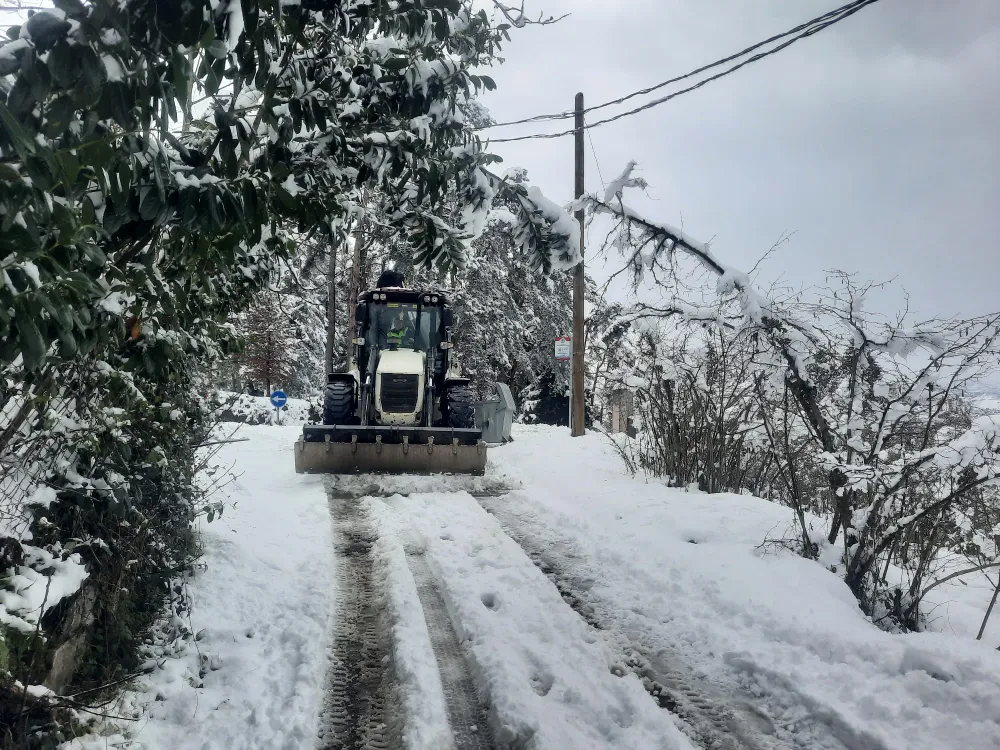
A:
[325, 235, 337, 376]
[345, 219, 364, 367]
[977, 576, 1000, 641]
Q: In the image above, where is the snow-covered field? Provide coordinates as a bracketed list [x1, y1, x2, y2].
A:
[100, 423, 1000, 750]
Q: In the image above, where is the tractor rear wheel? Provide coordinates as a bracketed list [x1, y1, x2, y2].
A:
[443, 384, 475, 429]
[323, 380, 355, 425]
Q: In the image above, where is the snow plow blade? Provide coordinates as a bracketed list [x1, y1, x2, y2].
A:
[294, 425, 487, 475]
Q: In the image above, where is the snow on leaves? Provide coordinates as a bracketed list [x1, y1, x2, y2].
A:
[589, 166, 1000, 627]
[0, 0, 579, 713]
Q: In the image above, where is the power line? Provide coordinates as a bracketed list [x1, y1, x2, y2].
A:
[481, 0, 877, 132]
[483, 0, 880, 144]
[584, 115, 606, 192]
[482, 0, 876, 131]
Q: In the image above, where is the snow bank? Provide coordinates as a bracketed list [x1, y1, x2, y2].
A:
[124, 426, 333, 749]
[212, 391, 315, 425]
[0, 545, 89, 634]
[489, 425, 1000, 750]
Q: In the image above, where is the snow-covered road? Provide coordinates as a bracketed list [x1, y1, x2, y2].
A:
[113, 423, 1000, 750]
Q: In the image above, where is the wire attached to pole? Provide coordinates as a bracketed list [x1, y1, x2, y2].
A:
[482, 0, 880, 143]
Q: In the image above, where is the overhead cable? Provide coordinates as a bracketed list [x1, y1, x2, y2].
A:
[482, 0, 880, 144]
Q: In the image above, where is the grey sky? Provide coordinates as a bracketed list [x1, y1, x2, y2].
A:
[479, 0, 1000, 320]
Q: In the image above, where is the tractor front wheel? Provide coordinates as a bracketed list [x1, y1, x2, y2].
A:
[323, 380, 355, 425]
[443, 384, 476, 429]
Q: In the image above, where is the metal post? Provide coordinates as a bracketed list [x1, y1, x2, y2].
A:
[572, 92, 586, 437]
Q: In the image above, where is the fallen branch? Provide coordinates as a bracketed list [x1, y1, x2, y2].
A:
[191, 438, 251, 448]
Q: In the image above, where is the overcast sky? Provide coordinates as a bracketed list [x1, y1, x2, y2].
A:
[477, 0, 999, 320]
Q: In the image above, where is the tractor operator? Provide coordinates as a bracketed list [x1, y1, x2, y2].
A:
[386, 310, 414, 348]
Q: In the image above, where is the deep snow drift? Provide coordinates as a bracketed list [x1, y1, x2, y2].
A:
[72, 422, 1000, 749]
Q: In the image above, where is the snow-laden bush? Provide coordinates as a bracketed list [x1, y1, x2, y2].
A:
[211, 391, 314, 426]
[591, 165, 1000, 631]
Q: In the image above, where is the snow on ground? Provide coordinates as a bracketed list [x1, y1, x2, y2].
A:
[488, 424, 1000, 750]
[212, 391, 315, 425]
[123, 426, 333, 750]
[94, 421, 1000, 750]
[368, 491, 694, 750]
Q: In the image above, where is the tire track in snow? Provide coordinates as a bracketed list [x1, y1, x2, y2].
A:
[475, 493, 793, 750]
[318, 485, 401, 750]
[408, 550, 496, 750]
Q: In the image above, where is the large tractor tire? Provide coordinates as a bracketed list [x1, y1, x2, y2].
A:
[443, 384, 476, 429]
[323, 380, 355, 425]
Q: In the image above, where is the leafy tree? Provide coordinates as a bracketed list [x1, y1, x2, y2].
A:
[0, 0, 576, 734]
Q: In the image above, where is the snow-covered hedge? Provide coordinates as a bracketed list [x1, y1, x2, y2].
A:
[0, 0, 577, 742]
[591, 172, 1000, 632]
[212, 391, 316, 426]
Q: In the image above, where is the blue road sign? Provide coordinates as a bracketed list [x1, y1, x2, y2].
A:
[270, 390, 288, 408]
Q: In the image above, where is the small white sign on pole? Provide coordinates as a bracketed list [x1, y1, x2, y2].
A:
[554, 336, 572, 361]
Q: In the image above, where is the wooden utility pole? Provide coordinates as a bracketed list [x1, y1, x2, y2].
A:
[572, 92, 586, 436]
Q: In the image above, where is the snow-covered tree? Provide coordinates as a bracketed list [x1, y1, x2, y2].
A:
[0, 0, 578, 730]
[241, 294, 296, 395]
[588, 164, 1000, 629]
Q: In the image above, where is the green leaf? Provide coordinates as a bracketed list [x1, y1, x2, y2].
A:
[57, 326, 78, 357]
[0, 163, 21, 183]
[273, 184, 296, 211]
[55, 150, 80, 190]
[171, 48, 191, 110]
[270, 162, 290, 182]
[207, 190, 224, 229]
[139, 190, 162, 221]
[381, 57, 409, 71]
[53, 0, 87, 17]
[72, 47, 103, 107]
[81, 193, 96, 226]
[47, 40, 76, 87]
[82, 135, 114, 169]
[5, 78, 36, 122]
[15, 299, 47, 370]
[206, 40, 228, 60]
[44, 95, 76, 138]
[25, 156, 54, 191]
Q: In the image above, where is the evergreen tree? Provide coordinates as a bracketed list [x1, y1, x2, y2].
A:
[242, 295, 295, 395]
